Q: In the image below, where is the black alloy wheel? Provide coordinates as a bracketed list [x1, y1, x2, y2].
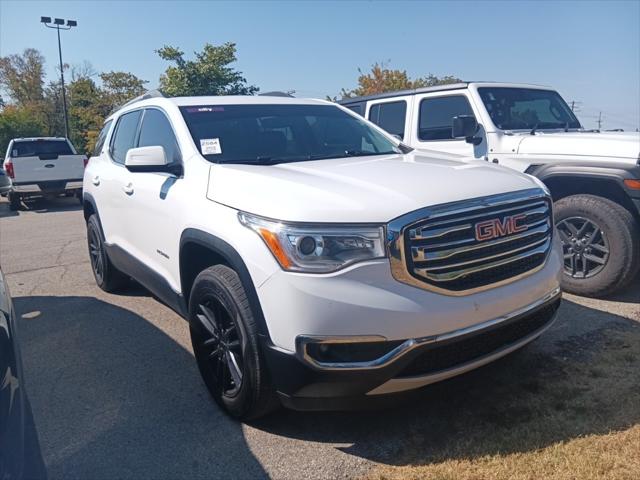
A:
[556, 216, 610, 279]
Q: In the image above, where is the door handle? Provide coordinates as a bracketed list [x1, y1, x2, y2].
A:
[92, 176, 100, 186]
[122, 183, 134, 195]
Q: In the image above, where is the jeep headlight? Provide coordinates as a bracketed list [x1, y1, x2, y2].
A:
[238, 212, 386, 273]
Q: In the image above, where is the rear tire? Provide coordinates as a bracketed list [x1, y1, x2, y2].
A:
[87, 214, 129, 292]
[554, 194, 640, 297]
[8, 192, 20, 211]
[189, 265, 278, 420]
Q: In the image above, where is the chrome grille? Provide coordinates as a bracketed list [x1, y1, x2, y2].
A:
[387, 188, 553, 295]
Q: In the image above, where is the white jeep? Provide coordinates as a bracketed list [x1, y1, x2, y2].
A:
[340, 82, 640, 296]
[84, 92, 562, 419]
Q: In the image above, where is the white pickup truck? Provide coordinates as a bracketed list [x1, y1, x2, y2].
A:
[340, 82, 640, 297]
[3, 137, 86, 210]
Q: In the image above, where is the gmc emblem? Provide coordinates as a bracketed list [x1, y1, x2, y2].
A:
[475, 213, 528, 241]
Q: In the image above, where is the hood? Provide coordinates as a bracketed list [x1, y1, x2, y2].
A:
[516, 131, 639, 162]
[207, 152, 541, 223]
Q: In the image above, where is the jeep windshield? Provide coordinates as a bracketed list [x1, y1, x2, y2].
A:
[478, 87, 581, 131]
[180, 103, 401, 165]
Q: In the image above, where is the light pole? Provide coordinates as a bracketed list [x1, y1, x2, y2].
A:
[40, 17, 77, 139]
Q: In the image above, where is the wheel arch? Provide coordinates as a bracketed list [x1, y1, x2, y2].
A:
[179, 228, 271, 339]
[83, 192, 99, 223]
[527, 163, 640, 221]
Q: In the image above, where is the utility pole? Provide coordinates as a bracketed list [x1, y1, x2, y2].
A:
[40, 17, 77, 139]
[597, 111, 603, 130]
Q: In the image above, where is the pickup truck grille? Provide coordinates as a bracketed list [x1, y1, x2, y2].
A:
[387, 189, 552, 295]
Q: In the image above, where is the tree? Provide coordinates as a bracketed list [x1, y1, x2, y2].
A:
[157, 42, 258, 97]
[338, 62, 461, 99]
[68, 77, 104, 153]
[99, 71, 148, 109]
[0, 105, 45, 158]
[0, 48, 46, 105]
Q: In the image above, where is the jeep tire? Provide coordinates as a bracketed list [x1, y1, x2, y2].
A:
[554, 194, 640, 297]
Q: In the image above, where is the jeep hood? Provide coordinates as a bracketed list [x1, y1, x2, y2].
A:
[516, 131, 640, 162]
[207, 152, 541, 223]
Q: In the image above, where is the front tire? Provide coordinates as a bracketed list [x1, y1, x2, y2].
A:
[555, 194, 640, 297]
[189, 265, 277, 420]
[86, 214, 129, 292]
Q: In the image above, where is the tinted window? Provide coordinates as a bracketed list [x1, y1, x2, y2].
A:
[138, 109, 181, 163]
[93, 120, 113, 157]
[11, 140, 73, 157]
[110, 110, 142, 164]
[419, 96, 474, 141]
[478, 87, 581, 130]
[345, 104, 363, 116]
[368, 101, 407, 139]
[180, 104, 400, 165]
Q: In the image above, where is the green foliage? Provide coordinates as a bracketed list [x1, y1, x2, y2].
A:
[157, 42, 258, 97]
[0, 105, 45, 159]
[338, 62, 461, 99]
[99, 71, 148, 109]
[0, 48, 46, 105]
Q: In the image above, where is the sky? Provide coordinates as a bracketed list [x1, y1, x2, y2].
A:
[1, 0, 639, 130]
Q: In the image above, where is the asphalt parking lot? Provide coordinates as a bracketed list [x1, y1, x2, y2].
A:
[1, 197, 638, 480]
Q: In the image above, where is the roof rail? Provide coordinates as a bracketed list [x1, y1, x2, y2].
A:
[259, 91, 295, 98]
[112, 89, 166, 114]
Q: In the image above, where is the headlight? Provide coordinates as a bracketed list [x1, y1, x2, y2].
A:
[238, 212, 386, 273]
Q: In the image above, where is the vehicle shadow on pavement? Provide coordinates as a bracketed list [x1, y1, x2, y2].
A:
[253, 298, 640, 468]
[14, 295, 268, 480]
[19, 197, 83, 214]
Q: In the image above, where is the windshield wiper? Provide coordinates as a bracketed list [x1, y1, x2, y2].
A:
[223, 156, 305, 166]
[344, 150, 398, 157]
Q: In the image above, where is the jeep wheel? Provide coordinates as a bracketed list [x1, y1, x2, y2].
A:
[555, 194, 640, 297]
[87, 214, 129, 292]
[189, 265, 277, 420]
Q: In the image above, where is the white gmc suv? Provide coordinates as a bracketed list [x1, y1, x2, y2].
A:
[83, 92, 562, 419]
[340, 82, 640, 297]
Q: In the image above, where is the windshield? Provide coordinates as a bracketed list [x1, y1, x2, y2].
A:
[180, 103, 400, 164]
[478, 88, 581, 131]
[11, 139, 74, 157]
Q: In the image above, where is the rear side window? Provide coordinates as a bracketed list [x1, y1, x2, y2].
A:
[11, 140, 73, 157]
[368, 101, 407, 139]
[345, 104, 364, 116]
[110, 110, 142, 164]
[418, 96, 475, 141]
[138, 109, 181, 163]
[93, 120, 113, 157]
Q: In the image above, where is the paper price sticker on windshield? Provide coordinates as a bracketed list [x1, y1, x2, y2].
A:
[200, 138, 222, 155]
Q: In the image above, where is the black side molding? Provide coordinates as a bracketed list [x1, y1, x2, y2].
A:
[104, 244, 188, 317]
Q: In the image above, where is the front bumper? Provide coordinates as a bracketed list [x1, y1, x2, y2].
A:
[263, 289, 561, 410]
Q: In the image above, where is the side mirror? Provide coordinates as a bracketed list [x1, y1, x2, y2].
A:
[452, 115, 482, 145]
[125, 146, 168, 172]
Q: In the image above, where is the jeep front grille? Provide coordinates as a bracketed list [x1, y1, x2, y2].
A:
[387, 188, 553, 295]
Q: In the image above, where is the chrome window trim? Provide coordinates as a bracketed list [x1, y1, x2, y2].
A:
[297, 287, 561, 371]
[387, 188, 553, 296]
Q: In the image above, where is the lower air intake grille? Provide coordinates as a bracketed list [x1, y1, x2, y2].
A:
[398, 299, 560, 378]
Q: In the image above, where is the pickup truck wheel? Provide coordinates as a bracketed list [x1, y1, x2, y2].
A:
[189, 265, 277, 420]
[554, 194, 640, 297]
[8, 192, 20, 211]
[87, 214, 129, 292]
